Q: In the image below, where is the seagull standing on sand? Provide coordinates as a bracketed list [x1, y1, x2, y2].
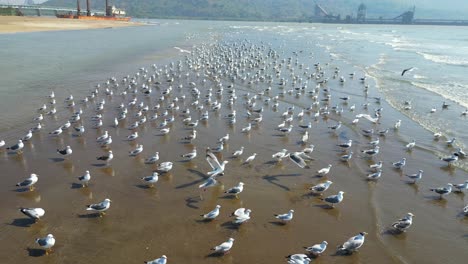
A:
[211, 238, 234, 254]
[286, 254, 311, 264]
[243, 153, 257, 164]
[317, 164, 332, 177]
[201, 205, 221, 220]
[181, 148, 197, 160]
[309, 181, 333, 195]
[20, 207, 45, 221]
[406, 170, 423, 183]
[391, 213, 415, 232]
[16, 173, 39, 191]
[367, 170, 382, 181]
[451, 180, 468, 192]
[129, 144, 143, 156]
[321, 191, 345, 207]
[97, 150, 113, 163]
[35, 234, 55, 255]
[7, 139, 24, 153]
[224, 182, 244, 197]
[145, 152, 160, 164]
[141, 172, 159, 187]
[392, 158, 406, 169]
[57, 146, 73, 157]
[144, 255, 167, 264]
[86, 198, 112, 216]
[232, 146, 244, 158]
[274, 209, 294, 223]
[430, 183, 453, 199]
[78, 170, 91, 187]
[157, 162, 173, 173]
[231, 208, 251, 224]
[304, 241, 328, 256]
[337, 232, 367, 253]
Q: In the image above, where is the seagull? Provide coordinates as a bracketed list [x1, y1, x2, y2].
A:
[231, 208, 251, 224]
[145, 152, 160, 164]
[401, 67, 414, 76]
[317, 164, 332, 177]
[232, 146, 244, 158]
[0, 140, 4, 149]
[274, 209, 294, 223]
[49, 127, 63, 136]
[392, 158, 406, 169]
[406, 170, 423, 183]
[16, 173, 38, 191]
[126, 131, 138, 141]
[181, 148, 197, 160]
[57, 146, 72, 157]
[20, 207, 45, 221]
[430, 183, 453, 199]
[224, 182, 244, 197]
[340, 151, 353, 162]
[304, 241, 328, 256]
[446, 137, 456, 146]
[198, 176, 218, 191]
[86, 198, 112, 216]
[309, 181, 333, 195]
[21, 130, 33, 141]
[272, 149, 289, 161]
[394, 120, 401, 130]
[7, 139, 24, 153]
[97, 150, 113, 163]
[321, 191, 345, 207]
[441, 154, 458, 165]
[96, 131, 109, 142]
[369, 161, 383, 171]
[144, 255, 167, 264]
[157, 162, 173, 173]
[464, 205, 468, 216]
[35, 234, 55, 255]
[452, 180, 468, 192]
[211, 238, 235, 254]
[367, 170, 382, 181]
[288, 152, 311, 168]
[337, 139, 352, 150]
[286, 254, 311, 264]
[361, 146, 379, 157]
[200, 205, 221, 220]
[406, 140, 416, 151]
[328, 121, 342, 131]
[141, 172, 159, 187]
[243, 153, 257, 164]
[302, 144, 314, 154]
[206, 149, 228, 176]
[78, 170, 91, 187]
[99, 136, 112, 147]
[391, 212, 414, 232]
[73, 125, 85, 136]
[337, 232, 367, 253]
[129, 144, 143, 156]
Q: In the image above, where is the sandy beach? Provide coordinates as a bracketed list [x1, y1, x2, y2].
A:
[0, 16, 143, 33]
[0, 21, 466, 264]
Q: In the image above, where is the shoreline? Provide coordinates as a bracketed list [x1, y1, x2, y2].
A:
[0, 16, 145, 34]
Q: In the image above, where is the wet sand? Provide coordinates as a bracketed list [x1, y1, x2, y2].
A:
[0, 16, 143, 34]
[0, 41, 467, 264]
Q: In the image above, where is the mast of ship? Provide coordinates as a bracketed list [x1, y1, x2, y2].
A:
[86, 0, 91, 16]
[76, 0, 80, 16]
[106, 0, 110, 16]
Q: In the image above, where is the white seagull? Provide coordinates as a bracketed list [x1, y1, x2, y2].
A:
[86, 198, 112, 216]
[211, 237, 235, 254]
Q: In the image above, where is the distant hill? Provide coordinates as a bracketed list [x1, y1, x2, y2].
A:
[41, 0, 466, 20]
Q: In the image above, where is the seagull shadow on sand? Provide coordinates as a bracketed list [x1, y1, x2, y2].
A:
[91, 163, 107, 167]
[184, 196, 201, 209]
[269, 221, 287, 226]
[314, 204, 335, 210]
[175, 169, 210, 189]
[26, 247, 46, 257]
[9, 218, 36, 227]
[49, 157, 65, 162]
[262, 173, 301, 191]
[220, 220, 241, 230]
[382, 228, 407, 237]
[206, 251, 228, 258]
[425, 195, 448, 207]
[77, 213, 102, 219]
[70, 183, 84, 189]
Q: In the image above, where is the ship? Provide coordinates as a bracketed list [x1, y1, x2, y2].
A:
[56, 0, 131, 22]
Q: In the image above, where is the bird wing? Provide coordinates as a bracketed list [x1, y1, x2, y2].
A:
[233, 208, 246, 217]
[18, 178, 33, 186]
[36, 238, 48, 246]
[88, 202, 107, 211]
[206, 151, 221, 170]
[289, 153, 306, 168]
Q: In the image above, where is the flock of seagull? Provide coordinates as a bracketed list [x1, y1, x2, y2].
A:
[2, 40, 467, 263]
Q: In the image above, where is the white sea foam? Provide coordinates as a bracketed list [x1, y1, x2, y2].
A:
[417, 52, 468, 66]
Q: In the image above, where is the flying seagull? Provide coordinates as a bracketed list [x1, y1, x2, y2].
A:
[401, 67, 414, 76]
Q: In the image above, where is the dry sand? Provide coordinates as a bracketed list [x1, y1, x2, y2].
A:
[0, 16, 143, 33]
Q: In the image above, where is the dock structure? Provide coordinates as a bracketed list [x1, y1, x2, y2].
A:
[0, 4, 104, 17]
[311, 2, 468, 26]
